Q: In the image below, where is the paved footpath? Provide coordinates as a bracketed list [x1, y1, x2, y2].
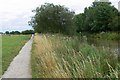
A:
[2, 36, 33, 78]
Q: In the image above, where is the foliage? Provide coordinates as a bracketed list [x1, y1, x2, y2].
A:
[4, 30, 34, 35]
[89, 32, 120, 40]
[109, 16, 120, 31]
[5, 31, 9, 34]
[74, 13, 85, 33]
[9, 31, 21, 34]
[21, 30, 34, 35]
[75, 1, 119, 33]
[29, 3, 75, 35]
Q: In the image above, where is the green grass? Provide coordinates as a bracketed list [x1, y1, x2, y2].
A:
[32, 34, 119, 78]
[87, 32, 120, 41]
[0, 35, 2, 77]
[2, 35, 31, 74]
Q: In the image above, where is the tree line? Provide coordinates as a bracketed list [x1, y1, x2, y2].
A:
[29, 0, 120, 35]
[5, 30, 34, 35]
[75, 1, 120, 33]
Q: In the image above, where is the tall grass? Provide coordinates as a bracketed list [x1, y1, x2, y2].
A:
[87, 32, 120, 41]
[32, 34, 119, 78]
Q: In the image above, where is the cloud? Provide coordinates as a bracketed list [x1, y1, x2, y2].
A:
[1, 12, 33, 32]
[0, 0, 119, 32]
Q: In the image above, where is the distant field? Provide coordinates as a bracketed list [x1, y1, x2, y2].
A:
[2, 35, 31, 74]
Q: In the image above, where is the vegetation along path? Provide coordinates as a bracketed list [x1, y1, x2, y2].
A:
[2, 35, 33, 78]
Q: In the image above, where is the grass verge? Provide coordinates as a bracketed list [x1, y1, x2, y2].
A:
[2, 35, 31, 74]
[32, 34, 119, 78]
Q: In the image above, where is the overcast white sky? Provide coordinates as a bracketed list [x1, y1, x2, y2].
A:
[0, 0, 119, 32]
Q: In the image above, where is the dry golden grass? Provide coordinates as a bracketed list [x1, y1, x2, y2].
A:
[32, 34, 69, 78]
[34, 34, 52, 55]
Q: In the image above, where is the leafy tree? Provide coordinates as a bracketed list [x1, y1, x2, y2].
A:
[21, 30, 34, 34]
[10, 31, 14, 34]
[75, 1, 119, 33]
[14, 31, 21, 34]
[92, 2, 118, 32]
[74, 13, 85, 32]
[29, 3, 75, 35]
[9, 31, 20, 34]
[5, 31, 9, 34]
[109, 16, 120, 31]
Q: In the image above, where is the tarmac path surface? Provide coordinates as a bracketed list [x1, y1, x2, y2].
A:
[2, 36, 33, 78]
